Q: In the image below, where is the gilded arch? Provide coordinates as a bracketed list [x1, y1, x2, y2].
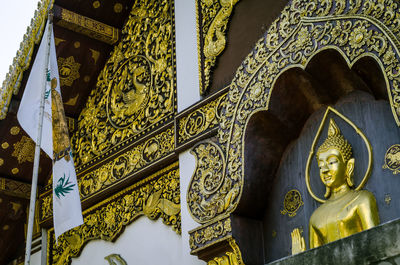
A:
[188, 0, 400, 251]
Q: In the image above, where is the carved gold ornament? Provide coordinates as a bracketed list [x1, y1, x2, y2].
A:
[0, 177, 31, 199]
[197, 0, 240, 95]
[114, 3, 123, 13]
[207, 239, 244, 265]
[11, 168, 19, 175]
[12, 136, 35, 164]
[196, 0, 239, 95]
[10, 126, 20, 135]
[178, 92, 226, 144]
[280, 190, 304, 217]
[1, 142, 9, 149]
[106, 55, 152, 129]
[189, 215, 232, 253]
[305, 107, 372, 203]
[49, 163, 180, 265]
[105, 254, 127, 265]
[383, 144, 400, 174]
[71, 0, 176, 167]
[57, 56, 81, 87]
[39, 126, 175, 220]
[187, 141, 238, 224]
[0, 158, 3, 166]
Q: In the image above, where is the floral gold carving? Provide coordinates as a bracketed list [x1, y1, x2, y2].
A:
[188, 141, 238, 224]
[57, 56, 81, 87]
[0, 0, 52, 119]
[189, 216, 231, 253]
[12, 135, 35, 164]
[39, 126, 175, 222]
[11, 168, 19, 175]
[114, 3, 123, 13]
[49, 163, 181, 265]
[207, 239, 244, 265]
[383, 144, 400, 174]
[10, 126, 20, 135]
[178, 92, 227, 145]
[71, 0, 176, 167]
[1, 142, 9, 149]
[281, 189, 304, 217]
[41, 194, 52, 221]
[189, 0, 400, 225]
[78, 127, 174, 199]
[58, 8, 119, 45]
[0, 177, 31, 199]
[197, 0, 240, 95]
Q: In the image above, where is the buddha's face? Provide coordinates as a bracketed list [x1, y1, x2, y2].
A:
[317, 148, 347, 189]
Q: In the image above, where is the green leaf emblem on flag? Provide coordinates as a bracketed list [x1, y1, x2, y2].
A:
[55, 174, 76, 199]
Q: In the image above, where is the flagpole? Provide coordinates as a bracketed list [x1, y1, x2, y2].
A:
[24, 12, 53, 265]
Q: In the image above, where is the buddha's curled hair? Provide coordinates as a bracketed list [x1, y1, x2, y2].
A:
[316, 119, 353, 163]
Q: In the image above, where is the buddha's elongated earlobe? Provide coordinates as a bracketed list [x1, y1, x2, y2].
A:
[324, 187, 331, 198]
[346, 158, 355, 187]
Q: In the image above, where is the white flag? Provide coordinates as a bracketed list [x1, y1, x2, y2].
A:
[17, 22, 83, 240]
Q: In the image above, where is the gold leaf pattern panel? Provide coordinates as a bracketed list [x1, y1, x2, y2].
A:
[49, 162, 180, 265]
[39, 125, 175, 223]
[72, 0, 176, 167]
[197, 0, 240, 95]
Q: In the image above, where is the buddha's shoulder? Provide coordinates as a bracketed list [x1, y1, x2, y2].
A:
[351, 189, 377, 204]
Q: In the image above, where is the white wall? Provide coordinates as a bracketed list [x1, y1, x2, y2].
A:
[179, 150, 206, 265]
[175, 0, 201, 112]
[71, 217, 181, 265]
[30, 250, 42, 265]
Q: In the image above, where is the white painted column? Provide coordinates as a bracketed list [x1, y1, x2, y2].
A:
[175, 0, 201, 112]
[175, 0, 205, 264]
[179, 150, 205, 265]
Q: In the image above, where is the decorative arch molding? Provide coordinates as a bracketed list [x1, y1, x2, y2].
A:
[48, 163, 180, 265]
[188, 0, 400, 262]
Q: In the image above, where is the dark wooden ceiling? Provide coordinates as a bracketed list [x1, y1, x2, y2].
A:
[0, 0, 133, 263]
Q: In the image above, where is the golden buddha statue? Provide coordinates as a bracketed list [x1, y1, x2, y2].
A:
[292, 119, 379, 254]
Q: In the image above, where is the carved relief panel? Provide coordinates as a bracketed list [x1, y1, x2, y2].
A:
[71, 0, 176, 167]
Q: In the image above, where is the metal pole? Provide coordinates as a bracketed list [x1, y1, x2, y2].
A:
[40, 228, 48, 265]
[24, 13, 53, 265]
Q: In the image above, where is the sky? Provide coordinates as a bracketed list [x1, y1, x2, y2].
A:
[0, 0, 40, 86]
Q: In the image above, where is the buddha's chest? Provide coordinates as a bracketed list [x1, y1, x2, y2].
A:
[313, 196, 363, 242]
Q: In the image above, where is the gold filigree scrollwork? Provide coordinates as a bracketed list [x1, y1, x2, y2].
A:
[280, 189, 304, 217]
[383, 144, 400, 174]
[0, 0, 52, 119]
[12, 135, 35, 164]
[189, 215, 232, 253]
[198, 0, 240, 95]
[178, 92, 227, 144]
[71, 0, 176, 167]
[208, 0, 400, 223]
[57, 56, 81, 87]
[39, 126, 175, 222]
[49, 163, 181, 265]
[207, 239, 244, 265]
[187, 141, 237, 224]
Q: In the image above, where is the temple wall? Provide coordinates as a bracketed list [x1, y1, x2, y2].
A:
[70, 217, 181, 265]
[179, 150, 205, 265]
[174, 0, 201, 111]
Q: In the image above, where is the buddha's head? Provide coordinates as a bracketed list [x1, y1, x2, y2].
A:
[316, 119, 355, 198]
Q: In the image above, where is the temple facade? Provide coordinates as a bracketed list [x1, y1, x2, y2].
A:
[2, 0, 400, 264]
